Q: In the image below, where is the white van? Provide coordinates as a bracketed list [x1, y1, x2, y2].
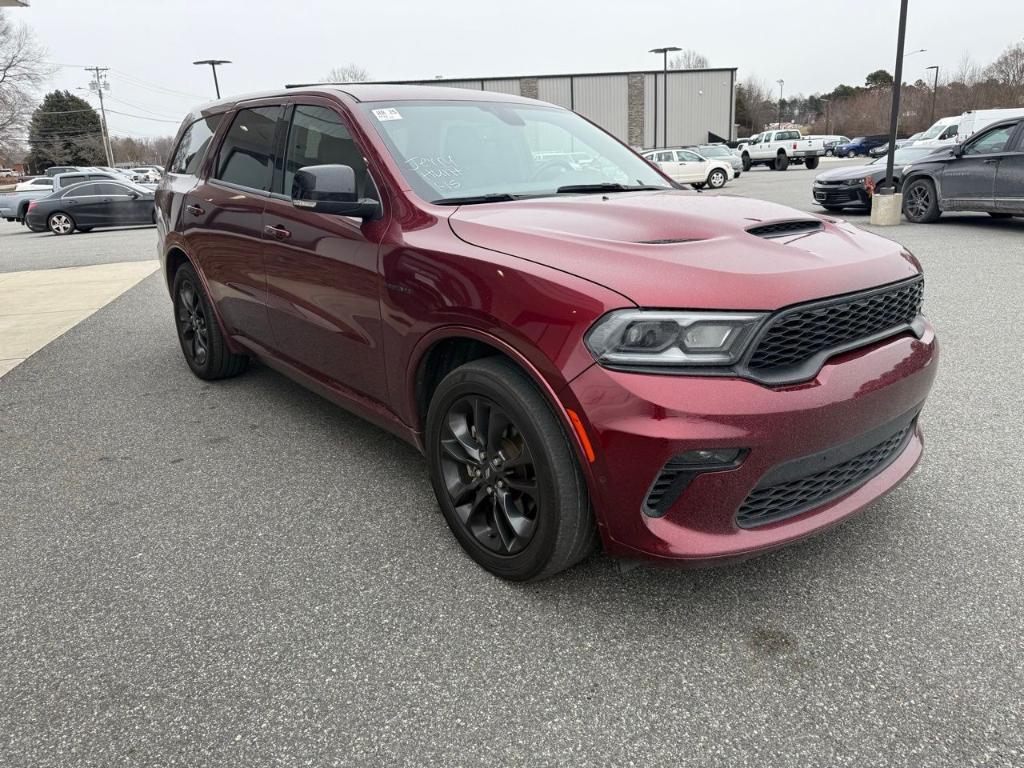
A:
[912, 116, 960, 148]
[956, 108, 1024, 143]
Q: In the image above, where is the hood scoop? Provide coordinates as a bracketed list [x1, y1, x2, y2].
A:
[747, 220, 823, 239]
[636, 237, 703, 245]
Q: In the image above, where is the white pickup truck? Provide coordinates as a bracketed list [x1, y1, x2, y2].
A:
[738, 130, 825, 171]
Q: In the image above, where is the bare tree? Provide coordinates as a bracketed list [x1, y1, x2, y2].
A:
[325, 63, 370, 83]
[0, 10, 53, 151]
[984, 39, 1024, 89]
[668, 50, 710, 70]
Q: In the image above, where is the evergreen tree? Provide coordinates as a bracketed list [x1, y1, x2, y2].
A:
[26, 90, 105, 171]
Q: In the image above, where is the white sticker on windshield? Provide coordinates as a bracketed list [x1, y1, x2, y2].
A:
[372, 108, 403, 121]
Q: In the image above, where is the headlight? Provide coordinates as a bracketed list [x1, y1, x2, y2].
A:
[844, 178, 864, 186]
[585, 310, 767, 369]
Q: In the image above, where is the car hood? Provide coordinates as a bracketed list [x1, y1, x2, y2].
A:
[447, 191, 919, 309]
[816, 163, 885, 181]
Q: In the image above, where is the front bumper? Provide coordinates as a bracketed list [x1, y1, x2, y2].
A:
[813, 183, 869, 208]
[566, 325, 937, 565]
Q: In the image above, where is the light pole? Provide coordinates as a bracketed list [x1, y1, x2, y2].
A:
[820, 98, 831, 135]
[649, 46, 681, 146]
[193, 59, 231, 99]
[776, 79, 784, 129]
[926, 65, 940, 125]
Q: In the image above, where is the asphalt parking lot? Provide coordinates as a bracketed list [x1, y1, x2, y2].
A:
[1, 163, 1022, 767]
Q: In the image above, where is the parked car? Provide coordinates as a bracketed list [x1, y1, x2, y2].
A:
[131, 167, 162, 183]
[834, 136, 888, 157]
[14, 176, 54, 192]
[0, 170, 120, 224]
[822, 136, 852, 156]
[812, 146, 944, 211]
[44, 165, 80, 177]
[739, 129, 825, 170]
[901, 116, 1023, 222]
[156, 85, 937, 580]
[911, 117, 960, 149]
[868, 135, 919, 157]
[25, 179, 156, 235]
[689, 143, 743, 177]
[642, 147, 735, 188]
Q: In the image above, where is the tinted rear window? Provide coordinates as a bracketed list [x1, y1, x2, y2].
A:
[213, 107, 280, 191]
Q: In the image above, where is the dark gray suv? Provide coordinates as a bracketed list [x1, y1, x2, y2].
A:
[901, 117, 1024, 222]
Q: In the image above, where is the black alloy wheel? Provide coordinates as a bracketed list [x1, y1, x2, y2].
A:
[438, 394, 540, 555]
[902, 179, 941, 223]
[425, 357, 597, 581]
[176, 277, 210, 368]
[171, 263, 248, 380]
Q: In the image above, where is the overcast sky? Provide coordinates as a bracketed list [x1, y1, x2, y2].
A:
[16, 0, 1023, 139]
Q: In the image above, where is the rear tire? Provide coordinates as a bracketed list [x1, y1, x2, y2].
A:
[425, 357, 597, 581]
[775, 153, 789, 171]
[805, 156, 820, 170]
[691, 182, 706, 190]
[825, 148, 834, 157]
[47, 212, 75, 235]
[902, 178, 942, 223]
[171, 263, 249, 380]
[988, 212, 1014, 219]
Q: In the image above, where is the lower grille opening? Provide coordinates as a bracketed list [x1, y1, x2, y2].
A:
[736, 414, 918, 528]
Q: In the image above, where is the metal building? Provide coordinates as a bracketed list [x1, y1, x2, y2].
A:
[392, 68, 737, 148]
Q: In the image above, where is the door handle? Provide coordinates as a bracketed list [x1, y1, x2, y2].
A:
[185, 203, 205, 216]
[983, 159, 999, 165]
[264, 224, 291, 240]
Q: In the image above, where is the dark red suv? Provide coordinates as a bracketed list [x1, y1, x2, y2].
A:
[157, 85, 937, 580]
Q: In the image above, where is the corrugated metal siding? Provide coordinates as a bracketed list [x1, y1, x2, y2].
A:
[435, 79, 482, 90]
[645, 70, 734, 147]
[482, 79, 521, 95]
[537, 77, 572, 108]
[572, 74, 629, 142]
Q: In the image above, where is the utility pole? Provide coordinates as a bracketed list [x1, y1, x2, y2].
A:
[193, 59, 231, 99]
[820, 98, 831, 135]
[86, 66, 114, 166]
[926, 65, 940, 125]
[881, 0, 909, 195]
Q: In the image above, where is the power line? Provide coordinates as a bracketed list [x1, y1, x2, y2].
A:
[105, 108, 181, 124]
[103, 95, 181, 119]
[108, 70, 208, 100]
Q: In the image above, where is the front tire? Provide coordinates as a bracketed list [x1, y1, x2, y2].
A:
[47, 212, 75, 235]
[172, 263, 248, 380]
[707, 168, 728, 189]
[741, 153, 752, 172]
[988, 212, 1014, 219]
[425, 357, 597, 581]
[902, 178, 942, 223]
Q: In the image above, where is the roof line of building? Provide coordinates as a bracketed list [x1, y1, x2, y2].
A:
[286, 66, 738, 90]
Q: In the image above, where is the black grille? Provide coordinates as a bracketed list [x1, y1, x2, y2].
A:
[747, 220, 823, 238]
[736, 420, 915, 528]
[747, 278, 923, 376]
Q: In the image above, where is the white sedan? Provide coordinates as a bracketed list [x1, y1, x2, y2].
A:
[642, 148, 735, 189]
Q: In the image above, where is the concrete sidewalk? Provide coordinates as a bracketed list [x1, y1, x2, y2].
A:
[0, 260, 158, 377]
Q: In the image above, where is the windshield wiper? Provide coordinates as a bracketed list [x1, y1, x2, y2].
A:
[555, 183, 665, 194]
[432, 193, 520, 205]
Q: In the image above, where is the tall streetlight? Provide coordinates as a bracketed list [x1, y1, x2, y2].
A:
[878, 0, 909, 212]
[193, 59, 231, 99]
[650, 46, 681, 147]
[926, 65, 940, 124]
[776, 79, 784, 129]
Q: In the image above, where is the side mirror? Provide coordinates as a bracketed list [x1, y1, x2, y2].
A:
[951, 144, 964, 158]
[292, 164, 381, 219]
[129, 192, 139, 199]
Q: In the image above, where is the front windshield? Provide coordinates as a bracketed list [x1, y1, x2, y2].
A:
[918, 121, 950, 140]
[869, 147, 938, 165]
[361, 100, 672, 202]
